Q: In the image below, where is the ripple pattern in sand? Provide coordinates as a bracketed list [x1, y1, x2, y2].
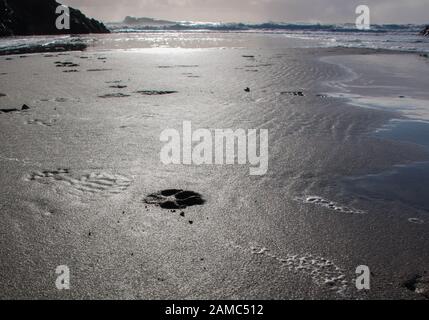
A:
[26, 169, 132, 197]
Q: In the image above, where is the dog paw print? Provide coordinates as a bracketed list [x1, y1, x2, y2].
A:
[144, 189, 206, 209]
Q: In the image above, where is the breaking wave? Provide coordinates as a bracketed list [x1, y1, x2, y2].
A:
[106, 22, 424, 34]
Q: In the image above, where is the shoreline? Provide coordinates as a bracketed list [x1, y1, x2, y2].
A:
[1, 30, 429, 56]
[317, 52, 429, 224]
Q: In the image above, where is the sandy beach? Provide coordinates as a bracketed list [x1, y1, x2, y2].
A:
[0, 34, 429, 299]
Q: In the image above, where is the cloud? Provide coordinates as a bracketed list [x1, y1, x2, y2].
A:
[60, 0, 429, 24]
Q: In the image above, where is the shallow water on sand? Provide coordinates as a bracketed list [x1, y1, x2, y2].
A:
[343, 162, 429, 214]
[340, 119, 429, 215]
[323, 54, 429, 217]
[375, 119, 429, 149]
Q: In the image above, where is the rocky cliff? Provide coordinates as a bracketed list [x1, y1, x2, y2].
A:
[0, 0, 109, 36]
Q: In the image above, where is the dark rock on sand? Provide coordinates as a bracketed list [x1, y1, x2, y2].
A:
[109, 85, 127, 89]
[0, 104, 30, 113]
[98, 93, 131, 98]
[281, 91, 305, 97]
[136, 90, 178, 96]
[144, 189, 206, 210]
[0, 0, 109, 37]
[0, 93, 6, 97]
[55, 61, 79, 67]
[420, 26, 429, 36]
[244, 87, 250, 92]
[158, 65, 199, 69]
[0, 108, 18, 113]
[87, 69, 112, 72]
[403, 273, 429, 299]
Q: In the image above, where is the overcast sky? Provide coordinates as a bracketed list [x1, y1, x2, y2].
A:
[61, 0, 429, 24]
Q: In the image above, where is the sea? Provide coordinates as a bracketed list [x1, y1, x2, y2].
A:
[0, 22, 428, 55]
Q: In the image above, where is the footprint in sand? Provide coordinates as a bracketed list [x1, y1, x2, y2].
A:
[295, 196, 365, 214]
[26, 168, 69, 180]
[231, 243, 350, 296]
[408, 218, 424, 224]
[144, 189, 206, 209]
[26, 169, 132, 197]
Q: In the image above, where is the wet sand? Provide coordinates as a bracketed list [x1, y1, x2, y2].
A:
[0, 44, 428, 299]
